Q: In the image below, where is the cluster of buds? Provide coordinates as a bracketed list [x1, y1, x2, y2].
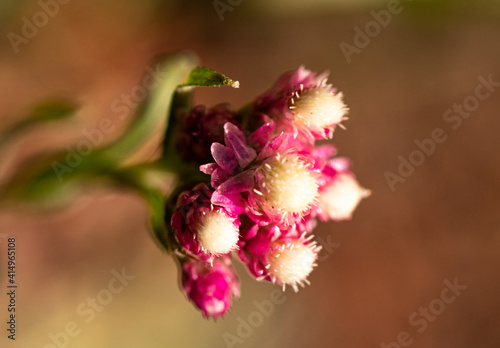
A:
[169, 66, 370, 319]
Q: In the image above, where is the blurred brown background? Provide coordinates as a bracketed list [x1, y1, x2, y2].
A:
[1, 0, 499, 347]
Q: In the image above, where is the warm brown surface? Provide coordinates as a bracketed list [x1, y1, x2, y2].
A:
[0, 1, 499, 347]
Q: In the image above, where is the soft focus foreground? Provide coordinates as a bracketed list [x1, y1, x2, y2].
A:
[1, 0, 500, 347]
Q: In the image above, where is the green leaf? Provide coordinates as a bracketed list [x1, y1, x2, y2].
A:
[181, 66, 240, 88]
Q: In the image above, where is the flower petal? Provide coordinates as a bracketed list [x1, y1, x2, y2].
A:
[314, 144, 337, 160]
[211, 167, 229, 188]
[211, 142, 238, 174]
[200, 163, 218, 175]
[224, 123, 257, 169]
[217, 170, 255, 194]
[328, 157, 351, 172]
[257, 132, 291, 161]
[211, 191, 245, 215]
[249, 120, 276, 148]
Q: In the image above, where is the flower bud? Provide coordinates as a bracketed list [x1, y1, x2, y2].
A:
[253, 66, 348, 140]
[197, 210, 240, 255]
[267, 237, 320, 292]
[289, 88, 348, 132]
[181, 256, 240, 319]
[238, 223, 321, 292]
[171, 183, 240, 259]
[318, 173, 370, 221]
[259, 154, 318, 215]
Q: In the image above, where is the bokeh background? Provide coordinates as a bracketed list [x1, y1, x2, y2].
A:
[1, 0, 500, 347]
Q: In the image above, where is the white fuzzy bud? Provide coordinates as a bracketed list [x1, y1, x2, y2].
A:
[267, 240, 319, 292]
[197, 210, 239, 255]
[261, 155, 318, 214]
[318, 173, 370, 221]
[289, 87, 348, 129]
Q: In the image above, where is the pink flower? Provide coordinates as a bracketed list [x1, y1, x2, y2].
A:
[254, 66, 348, 141]
[181, 256, 240, 319]
[238, 222, 321, 292]
[165, 65, 370, 318]
[201, 123, 319, 229]
[313, 152, 371, 221]
[247, 151, 319, 227]
[171, 183, 240, 260]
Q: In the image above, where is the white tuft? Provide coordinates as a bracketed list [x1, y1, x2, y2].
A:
[318, 173, 371, 221]
[205, 299, 226, 317]
[267, 241, 318, 291]
[261, 155, 318, 214]
[289, 88, 348, 129]
[197, 210, 239, 254]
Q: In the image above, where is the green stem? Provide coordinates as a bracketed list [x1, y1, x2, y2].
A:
[101, 53, 198, 164]
[106, 163, 180, 253]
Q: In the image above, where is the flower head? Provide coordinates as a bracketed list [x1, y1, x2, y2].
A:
[249, 153, 319, 227]
[167, 65, 369, 318]
[258, 153, 318, 213]
[317, 172, 371, 221]
[254, 66, 348, 141]
[238, 222, 321, 292]
[313, 155, 371, 221]
[267, 239, 318, 291]
[289, 87, 348, 133]
[171, 183, 240, 259]
[201, 123, 318, 228]
[181, 256, 240, 319]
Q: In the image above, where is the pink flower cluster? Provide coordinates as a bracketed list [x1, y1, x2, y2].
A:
[171, 66, 370, 319]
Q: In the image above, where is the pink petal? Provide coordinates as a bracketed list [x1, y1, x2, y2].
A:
[249, 121, 276, 148]
[224, 122, 246, 142]
[240, 223, 259, 240]
[211, 191, 245, 215]
[224, 123, 256, 169]
[200, 163, 218, 175]
[314, 144, 337, 159]
[245, 233, 272, 256]
[211, 143, 238, 174]
[328, 157, 351, 172]
[171, 210, 184, 230]
[211, 167, 229, 188]
[257, 132, 290, 161]
[217, 170, 255, 194]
